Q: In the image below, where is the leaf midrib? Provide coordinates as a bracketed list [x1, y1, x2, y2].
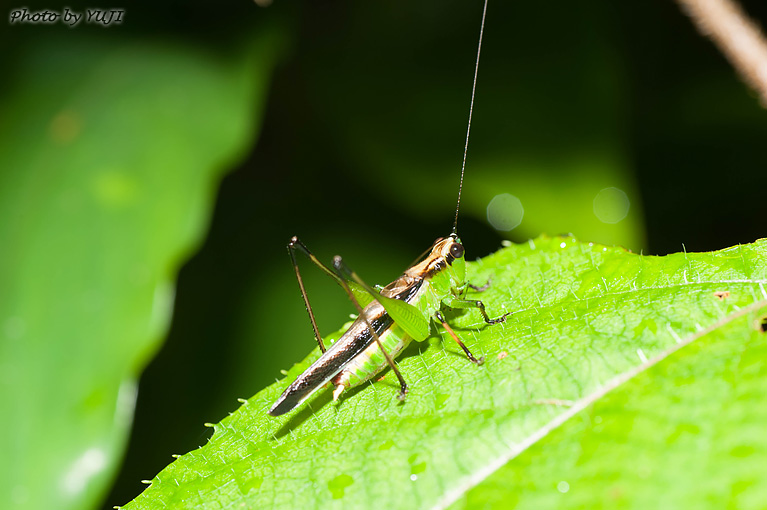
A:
[430, 297, 767, 510]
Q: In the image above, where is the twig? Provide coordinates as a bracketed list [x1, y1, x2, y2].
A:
[676, 0, 767, 107]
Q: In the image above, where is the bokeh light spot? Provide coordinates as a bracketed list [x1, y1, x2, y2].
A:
[593, 187, 630, 224]
[486, 193, 524, 231]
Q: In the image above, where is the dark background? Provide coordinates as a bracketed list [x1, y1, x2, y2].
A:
[3, 0, 765, 508]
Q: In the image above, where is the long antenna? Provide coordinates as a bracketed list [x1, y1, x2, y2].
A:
[452, 0, 488, 236]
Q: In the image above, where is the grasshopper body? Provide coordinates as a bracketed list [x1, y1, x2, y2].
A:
[268, 0, 503, 417]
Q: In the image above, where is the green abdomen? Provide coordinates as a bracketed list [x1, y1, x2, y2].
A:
[332, 323, 412, 390]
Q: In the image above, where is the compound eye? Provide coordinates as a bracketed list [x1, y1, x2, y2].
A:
[450, 242, 465, 259]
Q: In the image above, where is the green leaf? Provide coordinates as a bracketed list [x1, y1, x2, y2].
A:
[0, 33, 279, 510]
[122, 236, 767, 509]
[450, 297, 767, 509]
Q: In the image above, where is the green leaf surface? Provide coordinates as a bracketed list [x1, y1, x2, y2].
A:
[451, 298, 767, 509]
[123, 236, 767, 509]
[0, 34, 278, 510]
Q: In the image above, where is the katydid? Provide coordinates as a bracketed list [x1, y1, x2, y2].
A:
[269, 0, 505, 417]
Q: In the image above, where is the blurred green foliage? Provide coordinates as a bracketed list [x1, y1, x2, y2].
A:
[123, 237, 767, 509]
[0, 0, 765, 509]
[0, 13, 280, 510]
